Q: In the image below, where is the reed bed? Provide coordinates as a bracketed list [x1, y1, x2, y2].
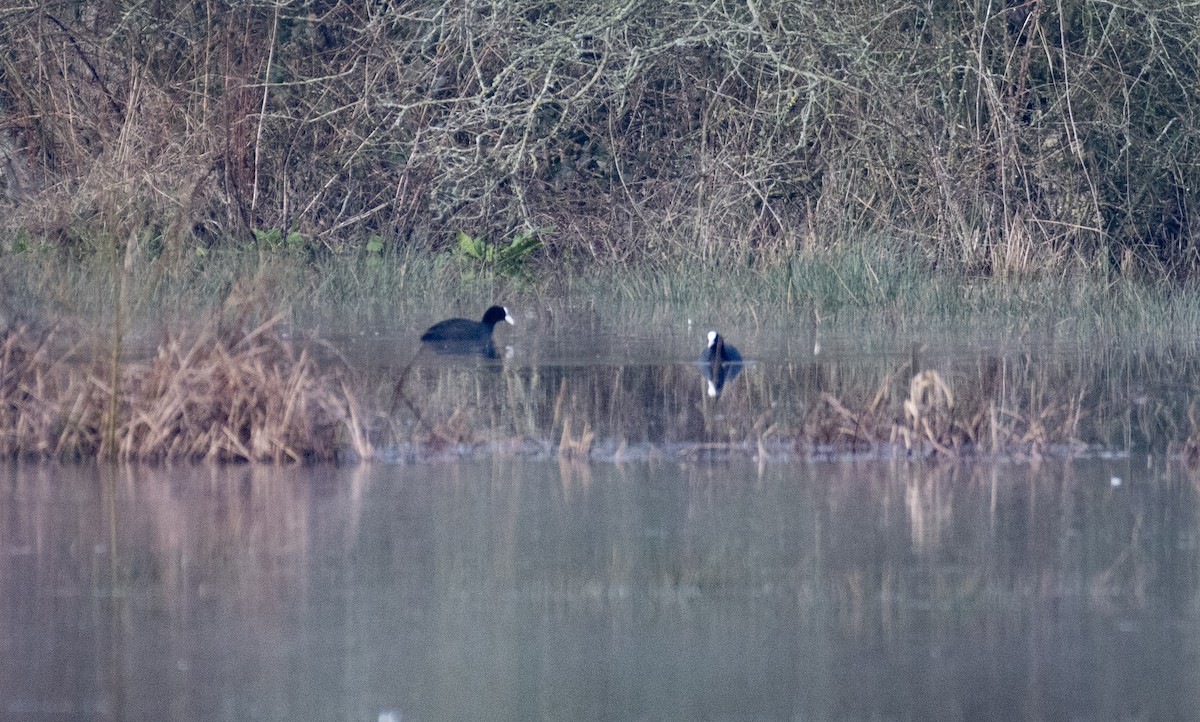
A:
[0, 315, 369, 463]
[5, 309, 1200, 463]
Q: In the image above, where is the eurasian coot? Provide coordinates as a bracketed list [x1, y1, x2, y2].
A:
[699, 330, 743, 397]
[420, 305, 514, 357]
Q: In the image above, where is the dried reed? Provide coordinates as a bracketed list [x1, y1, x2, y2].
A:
[0, 315, 370, 463]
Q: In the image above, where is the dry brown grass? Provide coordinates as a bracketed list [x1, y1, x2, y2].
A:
[0, 314, 369, 463]
[557, 416, 595, 460]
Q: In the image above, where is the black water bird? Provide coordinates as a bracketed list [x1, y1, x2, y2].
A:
[420, 305, 514, 357]
[699, 330, 743, 397]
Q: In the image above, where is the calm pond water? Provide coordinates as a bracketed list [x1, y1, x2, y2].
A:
[4, 456, 1200, 720]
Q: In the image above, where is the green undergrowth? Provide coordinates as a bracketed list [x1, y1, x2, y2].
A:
[558, 250, 1200, 349]
[3, 240, 1200, 349]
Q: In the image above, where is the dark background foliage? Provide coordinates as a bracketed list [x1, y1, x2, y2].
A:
[1, 0, 1197, 277]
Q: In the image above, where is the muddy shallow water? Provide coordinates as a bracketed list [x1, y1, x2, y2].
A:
[4, 456, 1199, 720]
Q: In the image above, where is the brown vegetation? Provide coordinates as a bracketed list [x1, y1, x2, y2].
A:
[0, 315, 369, 462]
[1, 1, 1198, 277]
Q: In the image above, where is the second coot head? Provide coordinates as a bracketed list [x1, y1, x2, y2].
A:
[698, 330, 743, 397]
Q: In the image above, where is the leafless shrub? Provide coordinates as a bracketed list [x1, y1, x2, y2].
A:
[0, 1, 1196, 275]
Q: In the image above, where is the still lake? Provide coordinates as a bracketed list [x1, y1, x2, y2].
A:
[4, 455, 1199, 720]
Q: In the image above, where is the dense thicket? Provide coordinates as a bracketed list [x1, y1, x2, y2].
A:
[1, 0, 1198, 276]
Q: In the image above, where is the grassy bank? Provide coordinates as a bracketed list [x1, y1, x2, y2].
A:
[4, 243, 1200, 462]
[5, 239, 1200, 344]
